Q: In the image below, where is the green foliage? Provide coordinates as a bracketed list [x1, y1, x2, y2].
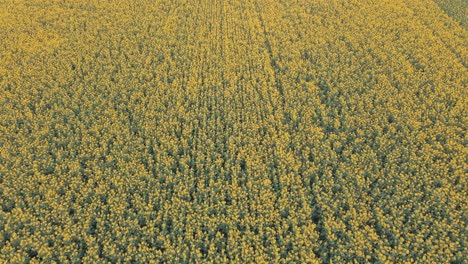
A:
[434, 0, 468, 29]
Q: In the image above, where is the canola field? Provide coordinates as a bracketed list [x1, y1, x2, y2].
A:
[0, 0, 467, 263]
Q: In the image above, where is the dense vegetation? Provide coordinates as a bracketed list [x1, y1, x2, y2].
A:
[0, 0, 466, 263]
[434, 0, 468, 30]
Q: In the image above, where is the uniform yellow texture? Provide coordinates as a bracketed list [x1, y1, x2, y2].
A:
[0, 0, 466, 262]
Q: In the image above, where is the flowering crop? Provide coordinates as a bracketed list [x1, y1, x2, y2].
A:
[0, 0, 466, 262]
